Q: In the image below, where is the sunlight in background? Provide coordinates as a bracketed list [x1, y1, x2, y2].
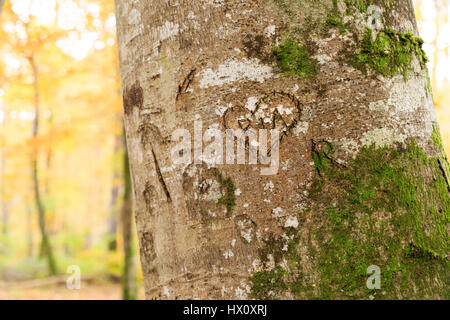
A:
[415, 0, 450, 87]
[0, 0, 448, 299]
[414, 0, 450, 158]
[0, 0, 132, 299]
[6, 0, 116, 61]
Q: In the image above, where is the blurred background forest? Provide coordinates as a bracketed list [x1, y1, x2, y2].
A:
[0, 0, 449, 300]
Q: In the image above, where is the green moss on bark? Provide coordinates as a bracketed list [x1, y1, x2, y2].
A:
[273, 38, 318, 79]
[356, 28, 428, 79]
[250, 141, 449, 300]
[323, 1, 428, 82]
[432, 126, 450, 190]
[326, 15, 348, 33]
[213, 169, 236, 214]
[344, 0, 396, 13]
[250, 267, 288, 299]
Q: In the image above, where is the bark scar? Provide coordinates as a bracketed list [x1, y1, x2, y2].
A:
[123, 80, 144, 115]
[311, 139, 345, 177]
[437, 158, 450, 193]
[151, 149, 172, 202]
[176, 68, 196, 101]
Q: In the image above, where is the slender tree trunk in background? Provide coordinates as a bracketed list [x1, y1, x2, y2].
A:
[1, 107, 7, 237]
[121, 134, 137, 300]
[107, 135, 121, 252]
[433, 0, 448, 91]
[107, 176, 119, 252]
[0, 0, 5, 16]
[1, 155, 7, 238]
[44, 115, 53, 196]
[430, 1, 439, 91]
[0, 0, 6, 240]
[39, 140, 54, 257]
[30, 55, 57, 276]
[26, 201, 34, 257]
[115, 0, 448, 299]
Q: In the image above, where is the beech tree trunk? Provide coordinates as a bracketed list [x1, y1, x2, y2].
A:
[115, 0, 448, 300]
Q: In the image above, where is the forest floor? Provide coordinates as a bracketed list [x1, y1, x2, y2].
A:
[0, 280, 144, 300]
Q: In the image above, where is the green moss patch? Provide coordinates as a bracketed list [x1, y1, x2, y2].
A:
[250, 267, 288, 299]
[356, 28, 428, 79]
[273, 38, 318, 79]
[326, 0, 347, 34]
[250, 140, 449, 299]
[326, 15, 348, 34]
[213, 169, 236, 214]
[432, 126, 450, 190]
[325, 1, 428, 82]
[344, 0, 396, 13]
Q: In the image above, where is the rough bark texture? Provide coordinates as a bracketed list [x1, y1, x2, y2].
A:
[115, 0, 448, 299]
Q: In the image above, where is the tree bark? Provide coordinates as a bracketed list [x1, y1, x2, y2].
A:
[115, 0, 448, 299]
[30, 55, 57, 276]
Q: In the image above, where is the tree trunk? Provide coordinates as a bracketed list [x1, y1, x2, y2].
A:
[121, 134, 137, 300]
[0, 0, 5, 241]
[26, 200, 34, 257]
[107, 135, 121, 252]
[0, 0, 5, 16]
[30, 55, 57, 276]
[1, 104, 7, 237]
[115, 0, 448, 299]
